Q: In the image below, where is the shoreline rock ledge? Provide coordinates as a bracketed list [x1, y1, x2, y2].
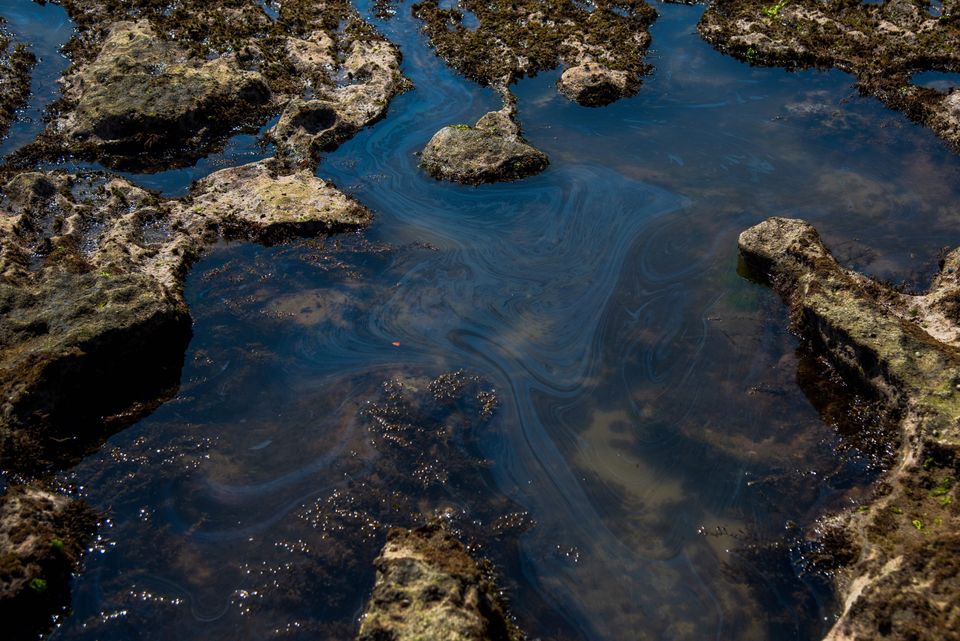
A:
[738, 217, 960, 641]
[356, 524, 524, 641]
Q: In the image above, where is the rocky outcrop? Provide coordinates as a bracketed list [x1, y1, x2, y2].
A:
[357, 524, 524, 641]
[0, 23, 36, 140]
[421, 91, 548, 184]
[0, 161, 371, 474]
[14, 0, 409, 171]
[0, 483, 97, 641]
[268, 37, 409, 165]
[738, 217, 960, 641]
[699, 0, 960, 151]
[412, 0, 656, 107]
[57, 20, 271, 171]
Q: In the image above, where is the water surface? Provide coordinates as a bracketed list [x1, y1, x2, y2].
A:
[3, 1, 960, 641]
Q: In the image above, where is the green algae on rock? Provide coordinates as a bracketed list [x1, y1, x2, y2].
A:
[412, 0, 657, 107]
[421, 93, 548, 184]
[57, 20, 272, 171]
[0, 161, 372, 474]
[356, 524, 524, 641]
[0, 22, 36, 141]
[14, 0, 408, 171]
[0, 483, 97, 641]
[699, 0, 960, 151]
[738, 217, 960, 641]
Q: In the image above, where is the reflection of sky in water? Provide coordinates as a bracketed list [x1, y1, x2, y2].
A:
[0, 0, 73, 157]
[0, 1, 957, 640]
[912, 70, 960, 93]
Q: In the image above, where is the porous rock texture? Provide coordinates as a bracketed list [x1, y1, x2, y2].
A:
[700, 0, 960, 151]
[16, 0, 409, 170]
[421, 92, 548, 184]
[739, 217, 960, 641]
[356, 524, 524, 641]
[412, 0, 657, 107]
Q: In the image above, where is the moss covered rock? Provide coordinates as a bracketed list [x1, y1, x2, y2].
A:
[357, 524, 524, 641]
[421, 96, 548, 184]
[58, 20, 271, 170]
[412, 0, 656, 106]
[0, 483, 97, 641]
[739, 217, 960, 641]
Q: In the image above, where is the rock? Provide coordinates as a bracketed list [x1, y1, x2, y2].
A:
[738, 217, 960, 641]
[557, 63, 629, 107]
[356, 524, 524, 641]
[421, 94, 548, 184]
[0, 483, 97, 641]
[699, 0, 960, 151]
[0, 161, 372, 473]
[269, 38, 409, 164]
[15, 0, 410, 171]
[58, 21, 272, 171]
[412, 0, 655, 106]
[190, 160, 372, 242]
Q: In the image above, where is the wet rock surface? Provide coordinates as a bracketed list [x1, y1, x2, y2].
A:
[412, 0, 656, 106]
[421, 94, 548, 184]
[58, 20, 271, 171]
[356, 524, 524, 641]
[700, 0, 960, 150]
[739, 217, 960, 641]
[0, 21, 36, 140]
[0, 483, 97, 641]
[13, 0, 409, 171]
[0, 162, 371, 475]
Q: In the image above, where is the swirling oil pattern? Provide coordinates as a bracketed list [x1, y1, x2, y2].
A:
[16, 1, 960, 641]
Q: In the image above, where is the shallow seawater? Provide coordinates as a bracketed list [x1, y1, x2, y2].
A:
[2, 0, 959, 640]
[912, 70, 960, 93]
[0, 0, 72, 157]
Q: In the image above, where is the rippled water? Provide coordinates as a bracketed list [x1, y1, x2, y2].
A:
[5, 1, 960, 640]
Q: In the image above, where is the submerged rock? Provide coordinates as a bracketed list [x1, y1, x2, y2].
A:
[0, 161, 371, 473]
[699, 0, 960, 151]
[0, 22, 36, 140]
[357, 524, 524, 641]
[421, 94, 548, 184]
[412, 0, 656, 107]
[0, 483, 97, 641]
[738, 217, 960, 641]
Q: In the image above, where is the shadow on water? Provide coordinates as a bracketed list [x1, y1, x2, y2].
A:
[4, 1, 957, 641]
